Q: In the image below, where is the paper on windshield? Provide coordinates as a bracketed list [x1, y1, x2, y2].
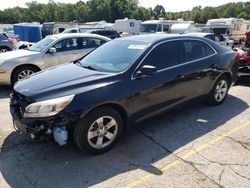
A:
[128, 44, 147, 50]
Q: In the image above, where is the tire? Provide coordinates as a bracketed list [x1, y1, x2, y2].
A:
[11, 66, 38, 85]
[0, 46, 11, 53]
[206, 75, 229, 106]
[74, 107, 124, 154]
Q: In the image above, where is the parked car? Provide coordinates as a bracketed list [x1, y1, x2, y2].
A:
[10, 34, 238, 154]
[63, 28, 121, 39]
[0, 33, 15, 53]
[185, 33, 234, 49]
[86, 30, 121, 39]
[62, 27, 102, 34]
[234, 47, 250, 76]
[0, 33, 110, 85]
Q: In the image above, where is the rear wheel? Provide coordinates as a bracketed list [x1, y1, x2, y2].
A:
[74, 107, 124, 154]
[0, 47, 11, 53]
[12, 66, 39, 85]
[206, 75, 229, 106]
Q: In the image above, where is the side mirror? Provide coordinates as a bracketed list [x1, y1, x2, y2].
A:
[135, 65, 157, 78]
[48, 47, 56, 53]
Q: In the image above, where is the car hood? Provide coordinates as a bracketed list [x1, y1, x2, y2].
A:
[0, 49, 40, 64]
[14, 63, 116, 101]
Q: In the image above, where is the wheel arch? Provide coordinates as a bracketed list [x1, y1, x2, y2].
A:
[0, 46, 12, 51]
[81, 102, 129, 130]
[11, 64, 41, 83]
[220, 72, 232, 86]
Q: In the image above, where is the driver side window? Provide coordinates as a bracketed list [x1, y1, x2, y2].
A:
[52, 38, 79, 52]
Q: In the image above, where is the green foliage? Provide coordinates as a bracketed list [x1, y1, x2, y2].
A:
[0, 1, 249, 24]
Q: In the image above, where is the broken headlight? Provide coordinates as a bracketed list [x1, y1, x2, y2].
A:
[24, 95, 75, 118]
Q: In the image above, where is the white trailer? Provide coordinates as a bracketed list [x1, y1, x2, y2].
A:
[79, 21, 114, 30]
[206, 18, 250, 44]
[141, 18, 193, 34]
[170, 23, 194, 34]
[113, 18, 141, 36]
[42, 22, 78, 38]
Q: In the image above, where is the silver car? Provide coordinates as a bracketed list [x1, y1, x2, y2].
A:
[0, 33, 110, 85]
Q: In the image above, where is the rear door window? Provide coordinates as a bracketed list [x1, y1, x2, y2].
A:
[143, 41, 179, 70]
[180, 40, 207, 63]
[205, 44, 216, 56]
[81, 37, 106, 49]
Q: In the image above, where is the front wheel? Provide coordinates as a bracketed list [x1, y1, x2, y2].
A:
[206, 75, 229, 106]
[74, 107, 124, 154]
[11, 66, 38, 85]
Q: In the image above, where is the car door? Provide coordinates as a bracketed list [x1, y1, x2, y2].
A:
[178, 39, 218, 98]
[43, 37, 82, 69]
[129, 40, 190, 121]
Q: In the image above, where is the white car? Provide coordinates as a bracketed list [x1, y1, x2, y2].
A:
[0, 33, 110, 85]
[185, 33, 234, 49]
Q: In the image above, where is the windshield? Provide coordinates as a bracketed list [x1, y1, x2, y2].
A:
[141, 24, 157, 33]
[28, 36, 55, 52]
[80, 40, 148, 73]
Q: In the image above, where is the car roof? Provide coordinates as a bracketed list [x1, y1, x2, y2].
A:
[117, 34, 212, 43]
[184, 32, 214, 37]
[47, 33, 111, 41]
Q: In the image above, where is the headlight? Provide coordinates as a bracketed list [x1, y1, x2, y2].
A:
[24, 95, 75, 118]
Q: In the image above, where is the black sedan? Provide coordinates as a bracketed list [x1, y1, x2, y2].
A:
[10, 34, 239, 154]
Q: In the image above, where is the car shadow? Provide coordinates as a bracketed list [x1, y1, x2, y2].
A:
[0, 86, 12, 99]
[0, 94, 248, 188]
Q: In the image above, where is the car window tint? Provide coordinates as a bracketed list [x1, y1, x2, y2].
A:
[180, 40, 207, 63]
[0, 34, 7, 40]
[143, 41, 179, 70]
[163, 25, 169, 32]
[70, 29, 78, 33]
[53, 38, 79, 52]
[157, 24, 162, 32]
[205, 44, 215, 56]
[205, 34, 214, 41]
[81, 38, 106, 49]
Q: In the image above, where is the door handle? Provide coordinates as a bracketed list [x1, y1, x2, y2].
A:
[176, 75, 185, 79]
[210, 64, 218, 68]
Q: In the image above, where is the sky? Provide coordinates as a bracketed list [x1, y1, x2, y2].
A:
[0, 0, 248, 12]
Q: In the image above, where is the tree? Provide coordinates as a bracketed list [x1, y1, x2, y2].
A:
[153, 5, 165, 19]
[0, 1, 250, 24]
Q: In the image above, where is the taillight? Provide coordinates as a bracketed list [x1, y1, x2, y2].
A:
[8, 39, 14, 45]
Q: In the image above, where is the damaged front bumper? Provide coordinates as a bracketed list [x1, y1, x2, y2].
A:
[9, 92, 76, 142]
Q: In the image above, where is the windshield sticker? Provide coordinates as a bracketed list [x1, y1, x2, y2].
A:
[128, 44, 147, 50]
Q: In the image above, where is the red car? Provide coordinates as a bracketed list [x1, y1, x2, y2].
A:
[235, 48, 250, 76]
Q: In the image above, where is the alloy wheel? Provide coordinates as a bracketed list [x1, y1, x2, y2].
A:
[87, 116, 118, 149]
[214, 79, 228, 102]
[17, 70, 35, 80]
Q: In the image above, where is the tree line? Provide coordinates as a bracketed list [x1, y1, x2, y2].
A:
[0, 0, 250, 24]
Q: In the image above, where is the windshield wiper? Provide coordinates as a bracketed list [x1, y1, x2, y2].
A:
[82, 65, 97, 71]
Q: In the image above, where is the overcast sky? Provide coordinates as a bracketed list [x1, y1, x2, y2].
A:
[0, 0, 248, 12]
